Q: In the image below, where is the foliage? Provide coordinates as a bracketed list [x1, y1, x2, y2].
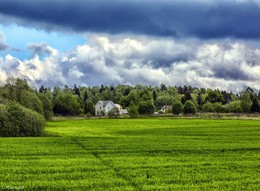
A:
[84, 99, 95, 115]
[138, 100, 155, 115]
[0, 78, 259, 118]
[20, 91, 44, 115]
[120, 90, 139, 108]
[181, 91, 192, 104]
[108, 107, 120, 119]
[251, 97, 260, 113]
[155, 95, 173, 110]
[226, 101, 242, 113]
[202, 102, 214, 112]
[205, 90, 224, 104]
[240, 93, 252, 113]
[183, 100, 197, 114]
[1, 78, 44, 115]
[0, 103, 45, 137]
[213, 102, 226, 113]
[38, 92, 54, 120]
[172, 101, 183, 115]
[127, 102, 139, 118]
[53, 92, 82, 115]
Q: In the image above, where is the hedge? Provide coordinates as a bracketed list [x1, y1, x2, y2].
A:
[0, 103, 45, 137]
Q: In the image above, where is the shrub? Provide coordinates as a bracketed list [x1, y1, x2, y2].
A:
[183, 100, 197, 114]
[127, 102, 139, 118]
[202, 102, 214, 112]
[172, 101, 183, 115]
[38, 93, 53, 120]
[213, 102, 226, 113]
[138, 100, 155, 115]
[20, 91, 44, 115]
[108, 107, 120, 119]
[240, 93, 252, 113]
[0, 103, 45, 137]
[226, 101, 242, 113]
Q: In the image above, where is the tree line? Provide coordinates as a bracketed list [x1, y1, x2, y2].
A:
[0, 78, 260, 120]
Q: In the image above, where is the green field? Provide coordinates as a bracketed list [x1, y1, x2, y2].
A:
[1, 118, 260, 190]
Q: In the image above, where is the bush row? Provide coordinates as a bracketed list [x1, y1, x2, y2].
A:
[0, 103, 45, 137]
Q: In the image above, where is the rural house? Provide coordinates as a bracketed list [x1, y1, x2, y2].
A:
[161, 105, 172, 113]
[95, 101, 128, 116]
[95, 100, 116, 116]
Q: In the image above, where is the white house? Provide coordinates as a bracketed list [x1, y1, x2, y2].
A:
[95, 100, 116, 116]
[95, 101, 128, 116]
[115, 104, 128, 115]
[161, 105, 172, 113]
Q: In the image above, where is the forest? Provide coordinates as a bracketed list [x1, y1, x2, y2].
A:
[0, 77, 260, 137]
[0, 77, 259, 119]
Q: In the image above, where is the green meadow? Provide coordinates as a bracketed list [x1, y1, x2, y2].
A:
[1, 118, 260, 190]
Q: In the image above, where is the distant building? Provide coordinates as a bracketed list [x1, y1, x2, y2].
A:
[95, 101, 116, 116]
[161, 105, 172, 113]
[115, 104, 128, 115]
[95, 101, 128, 116]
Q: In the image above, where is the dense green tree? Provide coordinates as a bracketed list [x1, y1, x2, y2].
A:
[39, 85, 47, 93]
[127, 101, 139, 118]
[1, 78, 44, 115]
[202, 102, 214, 112]
[160, 83, 167, 91]
[181, 91, 192, 104]
[73, 84, 81, 98]
[120, 90, 139, 108]
[213, 102, 226, 113]
[53, 92, 82, 115]
[84, 99, 95, 115]
[226, 101, 242, 113]
[155, 95, 173, 110]
[240, 93, 252, 113]
[0, 103, 45, 137]
[138, 100, 155, 115]
[20, 91, 44, 115]
[152, 89, 157, 101]
[83, 90, 89, 102]
[205, 90, 224, 104]
[251, 97, 260, 113]
[183, 100, 197, 114]
[197, 93, 203, 108]
[99, 84, 105, 93]
[221, 91, 232, 104]
[38, 92, 53, 120]
[172, 101, 183, 115]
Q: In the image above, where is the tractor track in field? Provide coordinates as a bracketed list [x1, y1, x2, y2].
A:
[71, 137, 143, 191]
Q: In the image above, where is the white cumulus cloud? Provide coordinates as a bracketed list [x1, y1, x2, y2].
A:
[0, 35, 259, 92]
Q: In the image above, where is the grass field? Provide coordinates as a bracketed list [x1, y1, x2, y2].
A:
[1, 118, 260, 190]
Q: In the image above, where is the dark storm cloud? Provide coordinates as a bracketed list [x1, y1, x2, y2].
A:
[213, 67, 252, 81]
[1, 0, 260, 39]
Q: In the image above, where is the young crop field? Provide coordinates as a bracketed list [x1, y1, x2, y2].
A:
[1, 118, 260, 190]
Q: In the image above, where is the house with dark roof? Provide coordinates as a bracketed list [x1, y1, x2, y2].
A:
[95, 100, 116, 116]
[95, 101, 128, 116]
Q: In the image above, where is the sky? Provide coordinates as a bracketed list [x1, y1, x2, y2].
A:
[0, 0, 260, 92]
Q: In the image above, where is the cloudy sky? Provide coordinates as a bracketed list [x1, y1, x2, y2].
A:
[0, 0, 260, 92]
